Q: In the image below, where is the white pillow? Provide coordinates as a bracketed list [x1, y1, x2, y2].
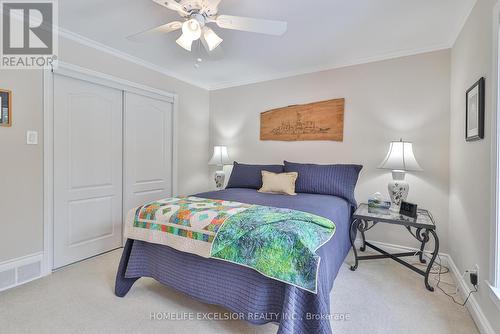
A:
[258, 171, 298, 196]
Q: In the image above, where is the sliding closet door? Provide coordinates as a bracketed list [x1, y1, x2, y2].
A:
[123, 92, 173, 217]
[53, 75, 123, 269]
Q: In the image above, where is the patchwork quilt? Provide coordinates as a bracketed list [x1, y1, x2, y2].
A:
[125, 196, 336, 293]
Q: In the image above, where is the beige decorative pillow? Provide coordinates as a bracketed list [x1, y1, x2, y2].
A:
[258, 171, 298, 196]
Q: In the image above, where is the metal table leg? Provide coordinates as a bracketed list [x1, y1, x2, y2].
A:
[350, 223, 439, 292]
[349, 218, 359, 271]
[406, 226, 430, 264]
[417, 228, 429, 264]
[424, 229, 439, 292]
[418, 240, 427, 264]
[360, 228, 366, 252]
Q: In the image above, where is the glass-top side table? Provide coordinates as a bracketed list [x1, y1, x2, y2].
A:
[350, 203, 439, 291]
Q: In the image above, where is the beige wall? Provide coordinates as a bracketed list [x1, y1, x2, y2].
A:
[0, 70, 44, 262]
[0, 37, 210, 263]
[450, 0, 500, 332]
[210, 50, 451, 251]
[1, 10, 498, 330]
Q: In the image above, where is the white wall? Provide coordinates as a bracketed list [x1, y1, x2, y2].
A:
[0, 37, 210, 263]
[450, 0, 500, 332]
[210, 50, 451, 252]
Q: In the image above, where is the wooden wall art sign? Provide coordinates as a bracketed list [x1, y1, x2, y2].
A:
[260, 98, 345, 141]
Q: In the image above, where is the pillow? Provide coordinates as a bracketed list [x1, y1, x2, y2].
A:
[258, 171, 298, 196]
[284, 161, 362, 206]
[226, 162, 284, 189]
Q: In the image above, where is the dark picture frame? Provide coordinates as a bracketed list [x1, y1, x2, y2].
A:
[0, 89, 12, 127]
[465, 77, 485, 141]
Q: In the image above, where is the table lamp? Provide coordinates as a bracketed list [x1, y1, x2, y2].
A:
[209, 146, 231, 190]
[378, 139, 422, 212]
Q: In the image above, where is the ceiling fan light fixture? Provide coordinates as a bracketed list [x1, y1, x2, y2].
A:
[176, 33, 193, 51]
[182, 18, 202, 40]
[203, 26, 223, 51]
[138, 1, 288, 53]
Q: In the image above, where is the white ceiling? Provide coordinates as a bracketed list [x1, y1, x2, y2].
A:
[58, 0, 476, 90]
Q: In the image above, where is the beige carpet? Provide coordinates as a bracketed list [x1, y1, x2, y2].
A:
[0, 249, 479, 334]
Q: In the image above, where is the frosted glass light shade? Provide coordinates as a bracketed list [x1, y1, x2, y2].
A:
[379, 140, 423, 172]
[182, 19, 202, 40]
[176, 33, 193, 51]
[209, 146, 231, 166]
[203, 27, 223, 51]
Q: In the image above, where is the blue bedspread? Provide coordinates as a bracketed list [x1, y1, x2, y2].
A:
[115, 188, 352, 334]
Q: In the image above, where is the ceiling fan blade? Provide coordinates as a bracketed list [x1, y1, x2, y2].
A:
[202, 0, 222, 14]
[215, 15, 287, 36]
[126, 21, 182, 41]
[152, 0, 188, 16]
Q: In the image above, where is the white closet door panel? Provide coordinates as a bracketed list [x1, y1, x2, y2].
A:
[69, 94, 114, 189]
[124, 92, 173, 215]
[53, 75, 123, 269]
[68, 197, 114, 245]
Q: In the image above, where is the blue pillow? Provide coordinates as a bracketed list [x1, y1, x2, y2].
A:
[226, 162, 284, 189]
[284, 161, 362, 207]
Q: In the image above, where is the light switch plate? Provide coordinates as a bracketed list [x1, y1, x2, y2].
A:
[26, 131, 38, 145]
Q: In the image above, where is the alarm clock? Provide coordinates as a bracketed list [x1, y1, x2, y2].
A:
[399, 201, 418, 219]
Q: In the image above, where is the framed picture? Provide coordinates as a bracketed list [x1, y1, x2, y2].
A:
[0, 89, 12, 127]
[466, 77, 485, 141]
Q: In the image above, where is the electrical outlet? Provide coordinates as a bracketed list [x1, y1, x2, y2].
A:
[470, 272, 478, 287]
[470, 264, 479, 287]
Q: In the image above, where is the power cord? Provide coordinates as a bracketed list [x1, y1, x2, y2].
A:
[412, 210, 478, 306]
[413, 252, 478, 307]
[437, 255, 478, 306]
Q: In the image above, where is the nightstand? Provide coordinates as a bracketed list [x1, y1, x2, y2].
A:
[349, 203, 439, 291]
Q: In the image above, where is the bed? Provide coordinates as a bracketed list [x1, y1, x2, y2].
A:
[115, 187, 352, 334]
[116, 161, 362, 334]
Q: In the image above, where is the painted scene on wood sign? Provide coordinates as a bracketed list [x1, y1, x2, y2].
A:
[260, 98, 345, 141]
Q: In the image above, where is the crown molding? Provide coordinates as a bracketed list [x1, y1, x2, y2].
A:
[57, 28, 210, 90]
[57, 7, 475, 93]
[207, 43, 452, 91]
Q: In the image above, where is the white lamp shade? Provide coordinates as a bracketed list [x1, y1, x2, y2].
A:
[176, 33, 193, 51]
[182, 19, 202, 40]
[209, 146, 231, 166]
[379, 140, 423, 171]
[203, 27, 223, 51]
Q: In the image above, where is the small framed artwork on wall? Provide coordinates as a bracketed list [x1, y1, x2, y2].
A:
[465, 77, 485, 141]
[0, 89, 12, 127]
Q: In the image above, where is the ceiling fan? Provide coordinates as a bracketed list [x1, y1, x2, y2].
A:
[128, 0, 287, 52]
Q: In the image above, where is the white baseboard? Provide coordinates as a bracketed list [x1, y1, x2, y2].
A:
[0, 252, 44, 292]
[357, 239, 493, 334]
[446, 256, 495, 334]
